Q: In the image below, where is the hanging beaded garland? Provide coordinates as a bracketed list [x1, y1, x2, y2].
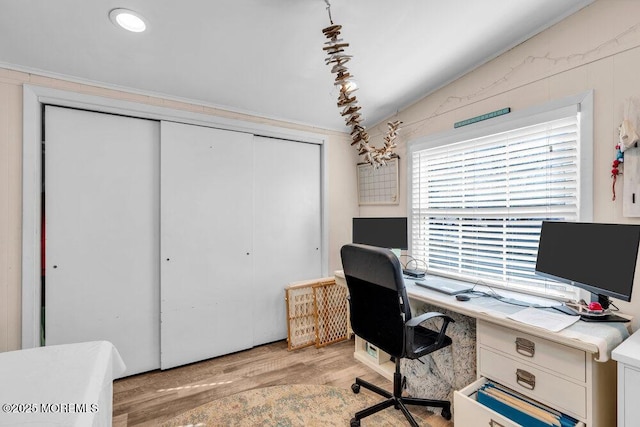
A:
[321, 3, 401, 167]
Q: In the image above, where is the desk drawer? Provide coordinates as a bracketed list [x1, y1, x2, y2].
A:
[479, 347, 586, 419]
[454, 378, 521, 427]
[454, 377, 586, 427]
[478, 321, 586, 382]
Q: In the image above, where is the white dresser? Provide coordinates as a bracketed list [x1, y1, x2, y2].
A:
[454, 320, 617, 427]
[612, 329, 640, 427]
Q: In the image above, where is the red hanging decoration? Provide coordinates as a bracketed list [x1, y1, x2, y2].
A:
[611, 144, 623, 201]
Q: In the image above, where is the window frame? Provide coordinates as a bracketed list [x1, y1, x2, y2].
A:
[407, 91, 593, 300]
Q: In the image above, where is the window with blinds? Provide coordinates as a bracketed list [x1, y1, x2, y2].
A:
[409, 95, 593, 299]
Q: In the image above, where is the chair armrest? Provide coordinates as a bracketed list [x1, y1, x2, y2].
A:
[405, 311, 451, 328]
[405, 312, 455, 354]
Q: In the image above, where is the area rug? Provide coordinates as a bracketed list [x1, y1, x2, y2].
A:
[161, 383, 432, 427]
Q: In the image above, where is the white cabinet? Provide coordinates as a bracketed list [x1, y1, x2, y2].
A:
[616, 366, 640, 427]
[453, 320, 616, 426]
[612, 329, 640, 427]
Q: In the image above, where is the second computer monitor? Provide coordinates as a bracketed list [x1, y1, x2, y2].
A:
[352, 217, 408, 250]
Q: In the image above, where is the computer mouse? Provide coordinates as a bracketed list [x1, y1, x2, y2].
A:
[456, 294, 471, 301]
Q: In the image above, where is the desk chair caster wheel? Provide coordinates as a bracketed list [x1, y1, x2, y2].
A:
[350, 417, 360, 427]
[351, 383, 360, 394]
[441, 408, 452, 420]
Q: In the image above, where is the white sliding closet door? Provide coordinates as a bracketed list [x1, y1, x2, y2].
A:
[45, 106, 160, 377]
[160, 121, 254, 369]
[252, 136, 322, 345]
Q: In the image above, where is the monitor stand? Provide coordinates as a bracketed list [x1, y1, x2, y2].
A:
[557, 302, 630, 323]
[579, 312, 629, 323]
[581, 294, 630, 322]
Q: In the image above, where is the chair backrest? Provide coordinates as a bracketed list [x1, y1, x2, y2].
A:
[340, 244, 412, 358]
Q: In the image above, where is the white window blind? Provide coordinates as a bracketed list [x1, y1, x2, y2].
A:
[410, 113, 582, 299]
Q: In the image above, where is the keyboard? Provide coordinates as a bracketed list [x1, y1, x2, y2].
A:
[414, 275, 473, 295]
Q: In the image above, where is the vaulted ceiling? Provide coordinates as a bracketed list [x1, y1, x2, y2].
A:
[0, 0, 593, 130]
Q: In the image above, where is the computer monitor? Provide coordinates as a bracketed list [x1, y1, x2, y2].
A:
[535, 221, 640, 309]
[352, 217, 408, 250]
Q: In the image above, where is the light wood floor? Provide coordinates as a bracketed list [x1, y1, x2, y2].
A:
[113, 338, 454, 426]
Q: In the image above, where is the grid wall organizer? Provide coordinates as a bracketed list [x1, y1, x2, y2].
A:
[357, 157, 399, 205]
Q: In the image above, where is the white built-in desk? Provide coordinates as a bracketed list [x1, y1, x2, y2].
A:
[335, 271, 630, 426]
[404, 279, 629, 359]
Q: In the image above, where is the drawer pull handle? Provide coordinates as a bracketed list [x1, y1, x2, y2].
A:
[515, 337, 535, 357]
[516, 368, 536, 390]
[489, 420, 506, 427]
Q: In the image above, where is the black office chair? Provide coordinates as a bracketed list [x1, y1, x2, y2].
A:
[341, 244, 454, 427]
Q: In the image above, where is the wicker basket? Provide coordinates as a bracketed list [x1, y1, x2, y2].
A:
[285, 278, 349, 350]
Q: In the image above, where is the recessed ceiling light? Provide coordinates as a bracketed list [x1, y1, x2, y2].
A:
[109, 8, 147, 33]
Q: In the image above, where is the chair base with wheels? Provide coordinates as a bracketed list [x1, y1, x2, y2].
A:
[349, 357, 451, 427]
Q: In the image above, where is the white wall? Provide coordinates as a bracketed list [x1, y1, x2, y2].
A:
[362, 0, 640, 329]
[0, 69, 359, 352]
